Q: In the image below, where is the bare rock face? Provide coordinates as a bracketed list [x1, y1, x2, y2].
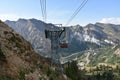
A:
[114, 48, 120, 55]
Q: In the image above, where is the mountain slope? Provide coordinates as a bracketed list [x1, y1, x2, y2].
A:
[77, 45, 120, 66]
[0, 20, 66, 80]
[5, 19, 51, 57]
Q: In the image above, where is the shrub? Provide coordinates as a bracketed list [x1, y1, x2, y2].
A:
[0, 48, 6, 61]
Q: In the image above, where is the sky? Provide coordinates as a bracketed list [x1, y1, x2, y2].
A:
[0, 0, 120, 26]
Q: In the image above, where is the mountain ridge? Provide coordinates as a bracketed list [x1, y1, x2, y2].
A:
[5, 19, 120, 57]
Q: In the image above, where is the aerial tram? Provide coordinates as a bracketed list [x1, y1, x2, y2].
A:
[59, 27, 69, 48]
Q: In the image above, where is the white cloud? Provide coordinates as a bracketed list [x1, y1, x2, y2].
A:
[0, 14, 41, 21]
[0, 14, 20, 21]
[100, 18, 120, 24]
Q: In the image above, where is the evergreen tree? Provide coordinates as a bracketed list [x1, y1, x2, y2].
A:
[65, 61, 82, 80]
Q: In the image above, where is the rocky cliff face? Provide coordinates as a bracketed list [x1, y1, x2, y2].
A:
[0, 20, 66, 80]
[70, 23, 120, 45]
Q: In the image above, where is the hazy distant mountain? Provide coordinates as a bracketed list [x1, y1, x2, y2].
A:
[5, 19, 120, 57]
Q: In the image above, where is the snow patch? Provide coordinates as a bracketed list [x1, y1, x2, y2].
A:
[104, 39, 114, 44]
[83, 34, 100, 44]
